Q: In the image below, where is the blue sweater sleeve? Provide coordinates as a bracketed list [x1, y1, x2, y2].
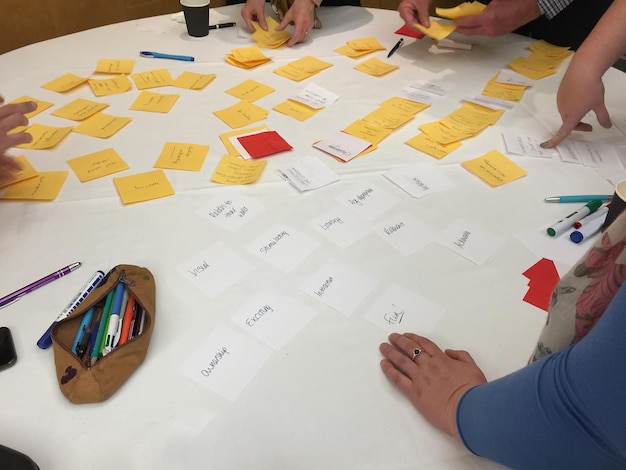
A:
[456, 282, 626, 469]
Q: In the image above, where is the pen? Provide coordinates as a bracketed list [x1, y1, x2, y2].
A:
[76, 305, 102, 358]
[103, 283, 126, 356]
[544, 195, 612, 203]
[118, 293, 136, 346]
[573, 204, 610, 229]
[0, 262, 81, 309]
[547, 200, 603, 237]
[139, 51, 195, 61]
[71, 306, 95, 355]
[209, 22, 236, 30]
[387, 37, 403, 58]
[36, 270, 105, 349]
[91, 289, 115, 366]
[570, 212, 608, 243]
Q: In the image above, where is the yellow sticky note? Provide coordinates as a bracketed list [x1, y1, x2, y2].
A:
[286, 56, 333, 74]
[113, 169, 175, 204]
[88, 75, 133, 97]
[527, 40, 571, 59]
[51, 98, 109, 121]
[214, 100, 268, 129]
[405, 133, 461, 159]
[72, 113, 131, 139]
[379, 97, 430, 115]
[129, 91, 179, 113]
[172, 71, 216, 90]
[220, 126, 269, 156]
[333, 45, 373, 58]
[41, 73, 88, 93]
[130, 69, 174, 89]
[273, 65, 314, 82]
[226, 47, 271, 69]
[482, 75, 527, 102]
[462, 150, 527, 187]
[419, 121, 474, 145]
[67, 148, 129, 182]
[8, 96, 53, 119]
[343, 119, 392, 145]
[346, 37, 385, 52]
[436, 1, 486, 19]
[252, 17, 291, 48]
[0, 171, 68, 200]
[225, 79, 275, 102]
[95, 59, 136, 74]
[17, 124, 73, 150]
[414, 21, 457, 40]
[0, 155, 39, 188]
[508, 56, 556, 80]
[154, 142, 209, 171]
[461, 101, 505, 125]
[439, 108, 491, 135]
[362, 107, 414, 130]
[273, 100, 321, 122]
[211, 154, 266, 185]
[354, 57, 399, 77]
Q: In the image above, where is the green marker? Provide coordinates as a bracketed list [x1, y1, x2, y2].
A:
[90, 288, 115, 365]
[547, 199, 603, 237]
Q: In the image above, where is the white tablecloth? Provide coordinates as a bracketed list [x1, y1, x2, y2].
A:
[0, 5, 624, 469]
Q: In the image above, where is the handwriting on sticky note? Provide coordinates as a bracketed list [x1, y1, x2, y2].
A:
[67, 148, 129, 182]
[462, 150, 527, 187]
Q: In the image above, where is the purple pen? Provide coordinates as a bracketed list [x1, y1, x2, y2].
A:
[0, 262, 81, 308]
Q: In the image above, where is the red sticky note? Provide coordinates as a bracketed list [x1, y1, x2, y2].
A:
[521, 258, 560, 312]
[237, 130, 292, 159]
[395, 24, 425, 39]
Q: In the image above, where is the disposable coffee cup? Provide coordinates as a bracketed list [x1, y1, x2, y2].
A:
[602, 179, 626, 230]
[181, 0, 210, 37]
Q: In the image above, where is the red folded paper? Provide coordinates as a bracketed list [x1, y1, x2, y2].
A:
[522, 258, 560, 312]
[237, 130, 293, 159]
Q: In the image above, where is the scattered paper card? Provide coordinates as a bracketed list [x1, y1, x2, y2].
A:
[129, 91, 179, 113]
[131, 68, 174, 89]
[173, 71, 216, 90]
[196, 192, 265, 231]
[113, 169, 175, 204]
[17, 124, 73, 149]
[308, 205, 371, 249]
[383, 162, 454, 198]
[354, 58, 399, 77]
[502, 133, 558, 158]
[51, 98, 109, 121]
[291, 83, 338, 110]
[237, 130, 292, 158]
[437, 218, 506, 265]
[462, 150, 527, 187]
[177, 241, 253, 298]
[336, 181, 400, 220]
[72, 113, 131, 138]
[374, 211, 438, 256]
[88, 75, 133, 97]
[41, 73, 88, 93]
[364, 283, 445, 334]
[0, 172, 68, 201]
[231, 291, 316, 351]
[179, 325, 272, 402]
[246, 223, 320, 272]
[313, 131, 371, 162]
[300, 258, 378, 316]
[214, 100, 268, 128]
[225, 79, 275, 102]
[95, 59, 135, 74]
[276, 155, 339, 191]
[67, 148, 129, 182]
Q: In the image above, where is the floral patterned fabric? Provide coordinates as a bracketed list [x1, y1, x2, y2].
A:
[532, 209, 626, 361]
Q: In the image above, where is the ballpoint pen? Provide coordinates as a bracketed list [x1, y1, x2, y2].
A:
[544, 195, 612, 203]
[0, 262, 81, 309]
[387, 37, 403, 58]
[139, 51, 194, 62]
[209, 22, 236, 30]
[37, 269, 105, 349]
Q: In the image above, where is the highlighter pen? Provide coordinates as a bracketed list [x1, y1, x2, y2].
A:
[573, 204, 610, 229]
[545, 195, 611, 203]
[547, 199, 603, 237]
[209, 22, 236, 30]
[570, 212, 608, 244]
[102, 282, 126, 356]
[91, 289, 115, 365]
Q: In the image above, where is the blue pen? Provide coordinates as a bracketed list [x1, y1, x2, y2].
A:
[545, 195, 612, 203]
[36, 270, 105, 349]
[139, 51, 194, 62]
[71, 306, 95, 355]
[103, 283, 126, 356]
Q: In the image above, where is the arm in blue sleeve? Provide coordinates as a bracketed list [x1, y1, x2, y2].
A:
[456, 282, 626, 469]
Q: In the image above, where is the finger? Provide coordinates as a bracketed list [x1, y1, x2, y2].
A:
[444, 349, 476, 364]
[0, 131, 33, 154]
[402, 333, 445, 356]
[0, 112, 29, 135]
[540, 124, 576, 149]
[593, 102, 612, 129]
[0, 101, 36, 121]
[379, 342, 419, 377]
[387, 332, 425, 357]
[380, 359, 415, 395]
[0, 155, 23, 172]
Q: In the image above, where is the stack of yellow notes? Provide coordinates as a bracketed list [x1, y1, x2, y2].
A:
[354, 58, 398, 77]
[481, 74, 528, 102]
[274, 56, 333, 82]
[413, 21, 456, 41]
[508, 40, 571, 80]
[252, 17, 291, 48]
[226, 46, 271, 69]
[334, 37, 385, 58]
[435, 1, 486, 19]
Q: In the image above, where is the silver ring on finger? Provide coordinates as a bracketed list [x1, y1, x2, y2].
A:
[411, 348, 423, 361]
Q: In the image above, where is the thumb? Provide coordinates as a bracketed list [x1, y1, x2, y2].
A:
[593, 101, 612, 129]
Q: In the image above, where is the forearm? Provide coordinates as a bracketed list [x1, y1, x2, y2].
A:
[568, 0, 626, 80]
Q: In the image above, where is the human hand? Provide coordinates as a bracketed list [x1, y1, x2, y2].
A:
[241, 0, 269, 32]
[398, 0, 431, 30]
[379, 332, 487, 441]
[454, 0, 541, 37]
[0, 97, 36, 185]
[275, 0, 316, 46]
[540, 65, 610, 148]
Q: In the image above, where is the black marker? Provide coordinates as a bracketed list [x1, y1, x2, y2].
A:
[209, 22, 236, 30]
[387, 38, 404, 58]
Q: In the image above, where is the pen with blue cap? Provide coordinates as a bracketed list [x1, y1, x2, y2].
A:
[544, 194, 612, 203]
[140, 51, 194, 61]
